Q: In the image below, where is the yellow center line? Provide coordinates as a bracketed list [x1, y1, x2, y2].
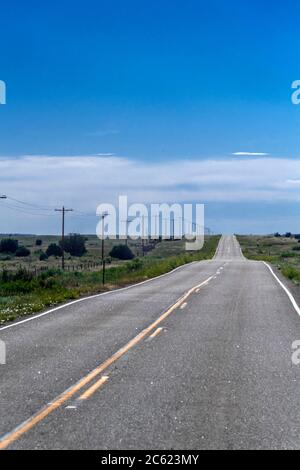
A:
[0, 272, 215, 450]
[78, 376, 109, 401]
[149, 327, 163, 339]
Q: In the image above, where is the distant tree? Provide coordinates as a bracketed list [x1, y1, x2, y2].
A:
[46, 243, 63, 257]
[39, 252, 48, 261]
[274, 232, 281, 238]
[60, 234, 87, 257]
[294, 234, 300, 240]
[15, 246, 31, 257]
[109, 244, 134, 260]
[285, 232, 292, 238]
[0, 238, 18, 253]
[35, 239, 43, 246]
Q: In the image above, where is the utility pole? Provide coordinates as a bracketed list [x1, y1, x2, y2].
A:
[55, 206, 73, 270]
[99, 212, 108, 284]
[125, 217, 135, 247]
[125, 219, 130, 246]
[171, 218, 175, 241]
[141, 216, 144, 256]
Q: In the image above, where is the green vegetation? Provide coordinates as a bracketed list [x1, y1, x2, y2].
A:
[15, 246, 30, 258]
[61, 233, 87, 257]
[46, 243, 63, 258]
[0, 238, 18, 254]
[0, 235, 220, 325]
[109, 244, 135, 260]
[237, 234, 300, 284]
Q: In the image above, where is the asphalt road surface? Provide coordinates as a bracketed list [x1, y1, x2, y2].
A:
[0, 235, 300, 450]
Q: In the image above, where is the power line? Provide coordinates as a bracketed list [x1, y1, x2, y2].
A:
[0, 201, 58, 217]
[6, 196, 55, 211]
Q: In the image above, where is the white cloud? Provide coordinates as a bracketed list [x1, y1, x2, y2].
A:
[232, 152, 269, 156]
[0, 154, 299, 233]
[95, 153, 116, 157]
[0, 154, 299, 204]
[286, 179, 300, 185]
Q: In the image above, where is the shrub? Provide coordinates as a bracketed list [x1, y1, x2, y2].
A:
[39, 252, 48, 261]
[15, 246, 31, 257]
[281, 266, 300, 282]
[109, 244, 135, 260]
[126, 258, 144, 271]
[280, 252, 296, 258]
[60, 234, 87, 257]
[0, 238, 18, 253]
[46, 243, 63, 257]
[36, 239, 43, 246]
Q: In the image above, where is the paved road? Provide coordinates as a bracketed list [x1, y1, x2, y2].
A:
[0, 236, 300, 450]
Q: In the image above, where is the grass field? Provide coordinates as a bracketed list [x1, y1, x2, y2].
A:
[0, 235, 220, 325]
[237, 234, 300, 284]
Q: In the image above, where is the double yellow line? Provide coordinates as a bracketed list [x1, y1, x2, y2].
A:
[0, 273, 214, 450]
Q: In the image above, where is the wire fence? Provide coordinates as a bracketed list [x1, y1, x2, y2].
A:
[0, 261, 105, 278]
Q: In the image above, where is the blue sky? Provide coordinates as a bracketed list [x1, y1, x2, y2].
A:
[0, 0, 300, 234]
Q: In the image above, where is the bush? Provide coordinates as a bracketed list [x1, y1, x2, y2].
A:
[36, 239, 43, 246]
[39, 252, 48, 261]
[15, 246, 31, 257]
[46, 243, 63, 257]
[109, 244, 135, 260]
[60, 234, 87, 257]
[0, 238, 18, 253]
[126, 258, 144, 271]
[281, 266, 300, 282]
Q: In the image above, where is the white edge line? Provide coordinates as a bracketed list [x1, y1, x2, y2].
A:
[263, 262, 300, 317]
[0, 260, 203, 333]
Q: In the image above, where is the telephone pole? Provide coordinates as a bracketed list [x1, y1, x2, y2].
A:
[171, 218, 175, 241]
[99, 212, 108, 284]
[55, 206, 73, 270]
